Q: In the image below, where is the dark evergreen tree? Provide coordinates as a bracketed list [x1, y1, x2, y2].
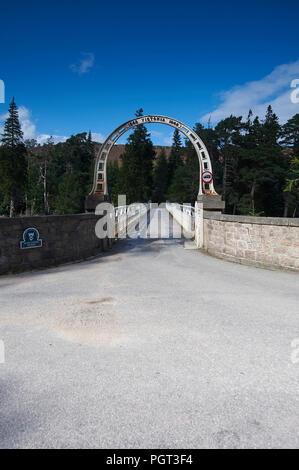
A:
[282, 114, 299, 216]
[168, 129, 183, 185]
[26, 162, 44, 215]
[152, 148, 168, 203]
[117, 108, 155, 204]
[235, 107, 287, 216]
[166, 159, 199, 204]
[46, 132, 95, 213]
[166, 137, 199, 204]
[285, 157, 299, 195]
[1, 97, 23, 146]
[54, 173, 83, 214]
[258, 106, 287, 216]
[107, 161, 120, 206]
[24, 138, 44, 215]
[281, 114, 299, 155]
[0, 97, 27, 217]
[214, 115, 244, 213]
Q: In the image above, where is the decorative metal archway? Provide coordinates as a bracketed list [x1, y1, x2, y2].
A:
[90, 115, 217, 199]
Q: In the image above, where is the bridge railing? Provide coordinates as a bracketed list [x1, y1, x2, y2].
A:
[165, 202, 195, 237]
[114, 203, 150, 237]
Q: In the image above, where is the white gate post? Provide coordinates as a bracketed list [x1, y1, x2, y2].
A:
[195, 201, 204, 248]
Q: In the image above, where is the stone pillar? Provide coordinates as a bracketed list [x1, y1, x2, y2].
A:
[85, 193, 110, 212]
[197, 194, 225, 213]
[195, 195, 225, 250]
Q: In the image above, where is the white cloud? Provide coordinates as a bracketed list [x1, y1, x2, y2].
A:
[70, 52, 95, 75]
[36, 134, 68, 145]
[18, 106, 39, 140]
[150, 130, 163, 138]
[139, 127, 173, 146]
[91, 132, 105, 143]
[163, 135, 173, 146]
[201, 59, 299, 124]
[0, 106, 68, 144]
[0, 105, 106, 145]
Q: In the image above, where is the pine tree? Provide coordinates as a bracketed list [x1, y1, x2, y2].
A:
[282, 114, 299, 216]
[54, 173, 83, 214]
[168, 128, 183, 185]
[215, 115, 243, 213]
[46, 132, 94, 213]
[0, 97, 27, 216]
[117, 108, 155, 204]
[107, 161, 120, 206]
[152, 148, 168, 203]
[2, 97, 23, 146]
[25, 138, 43, 215]
[26, 162, 44, 215]
[166, 153, 199, 204]
[236, 106, 287, 216]
[281, 114, 299, 156]
[259, 106, 287, 216]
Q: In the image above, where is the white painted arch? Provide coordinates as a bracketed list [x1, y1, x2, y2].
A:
[91, 115, 217, 198]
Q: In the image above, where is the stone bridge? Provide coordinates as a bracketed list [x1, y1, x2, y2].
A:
[0, 204, 298, 448]
[0, 205, 298, 448]
[0, 202, 298, 274]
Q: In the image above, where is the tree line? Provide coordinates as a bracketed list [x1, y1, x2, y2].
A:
[0, 98, 95, 217]
[109, 108, 299, 217]
[0, 101, 298, 217]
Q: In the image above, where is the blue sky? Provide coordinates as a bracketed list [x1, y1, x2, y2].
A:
[0, 0, 298, 145]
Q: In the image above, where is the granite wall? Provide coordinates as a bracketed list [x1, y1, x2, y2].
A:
[0, 213, 111, 275]
[202, 212, 299, 271]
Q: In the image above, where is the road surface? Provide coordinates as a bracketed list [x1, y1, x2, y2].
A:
[0, 209, 298, 448]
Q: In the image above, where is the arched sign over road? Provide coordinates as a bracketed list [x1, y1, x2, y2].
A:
[90, 115, 218, 201]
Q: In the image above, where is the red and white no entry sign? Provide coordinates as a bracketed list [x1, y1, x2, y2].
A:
[201, 170, 213, 184]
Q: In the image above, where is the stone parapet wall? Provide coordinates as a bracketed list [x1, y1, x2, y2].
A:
[0, 213, 109, 275]
[202, 212, 299, 271]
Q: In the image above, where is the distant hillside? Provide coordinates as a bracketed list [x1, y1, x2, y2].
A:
[29, 142, 178, 165]
[93, 143, 178, 165]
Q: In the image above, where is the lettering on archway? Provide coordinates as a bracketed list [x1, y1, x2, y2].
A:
[90, 115, 217, 201]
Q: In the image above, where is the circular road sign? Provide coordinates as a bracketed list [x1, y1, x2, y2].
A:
[201, 170, 213, 184]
